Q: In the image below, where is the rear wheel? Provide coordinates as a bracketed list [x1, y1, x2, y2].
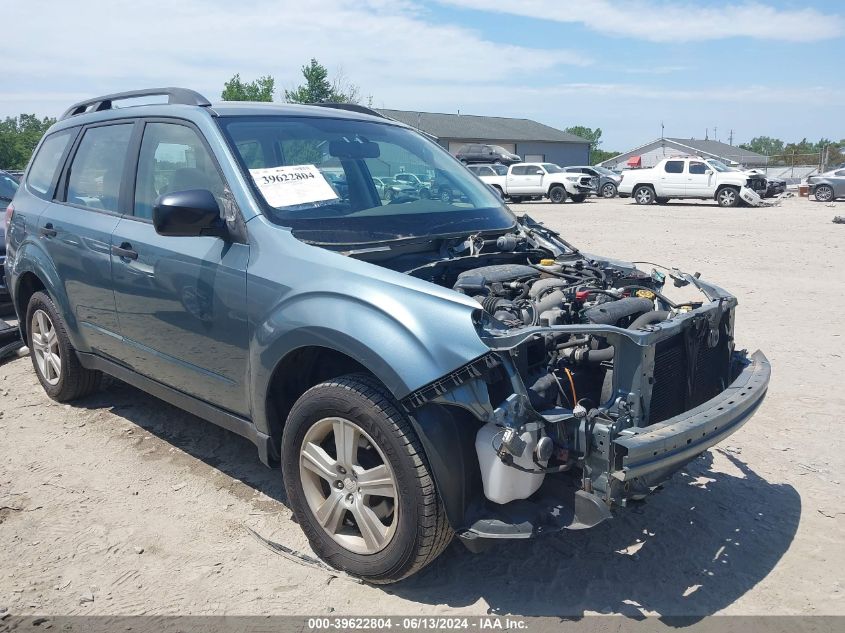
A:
[26, 291, 101, 401]
[282, 374, 452, 584]
[716, 186, 740, 207]
[548, 185, 567, 204]
[814, 184, 834, 202]
[633, 185, 655, 205]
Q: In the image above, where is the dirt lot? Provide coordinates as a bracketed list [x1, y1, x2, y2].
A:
[1, 195, 843, 617]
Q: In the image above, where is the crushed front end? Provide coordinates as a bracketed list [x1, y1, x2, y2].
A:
[400, 217, 770, 547]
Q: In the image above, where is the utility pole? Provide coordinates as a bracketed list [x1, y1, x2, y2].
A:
[661, 121, 664, 139]
[714, 126, 718, 141]
[728, 129, 734, 146]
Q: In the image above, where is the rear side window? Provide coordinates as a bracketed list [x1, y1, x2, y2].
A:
[26, 129, 75, 200]
[66, 124, 134, 213]
[664, 161, 684, 173]
[511, 165, 527, 175]
[689, 161, 707, 174]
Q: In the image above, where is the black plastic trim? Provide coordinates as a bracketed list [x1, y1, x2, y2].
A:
[77, 352, 276, 466]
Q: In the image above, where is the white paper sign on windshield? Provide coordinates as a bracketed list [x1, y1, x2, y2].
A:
[249, 165, 339, 207]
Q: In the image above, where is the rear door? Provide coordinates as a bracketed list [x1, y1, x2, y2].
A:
[37, 121, 135, 356]
[109, 119, 250, 415]
[659, 160, 686, 196]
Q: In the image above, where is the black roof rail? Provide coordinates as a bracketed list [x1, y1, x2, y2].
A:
[312, 102, 387, 119]
[60, 87, 211, 120]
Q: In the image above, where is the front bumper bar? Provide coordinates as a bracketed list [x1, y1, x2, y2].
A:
[613, 349, 770, 486]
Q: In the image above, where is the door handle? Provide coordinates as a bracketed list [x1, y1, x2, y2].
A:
[40, 223, 57, 238]
[112, 242, 139, 261]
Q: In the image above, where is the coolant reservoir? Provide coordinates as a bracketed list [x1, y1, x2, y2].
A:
[475, 422, 547, 505]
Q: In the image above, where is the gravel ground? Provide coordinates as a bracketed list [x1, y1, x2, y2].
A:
[1, 195, 843, 617]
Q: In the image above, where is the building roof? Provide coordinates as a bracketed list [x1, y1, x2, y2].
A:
[598, 137, 768, 167]
[377, 109, 589, 144]
[665, 138, 766, 162]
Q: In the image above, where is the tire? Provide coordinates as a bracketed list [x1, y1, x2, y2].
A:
[282, 374, 452, 584]
[656, 197, 670, 205]
[493, 159, 502, 165]
[492, 185, 504, 199]
[601, 182, 617, 198]
[633, 185, 655, 205]
[509, 196, 523, 203]
[548, 185, 567, 204]
[716, 186, 740, 208]
[814, 184, 834, 202]
[439, 188, 453, 203]
[386, 189, 395, 202]
[25, 291, 101, 402]
[570, 194, 587, 203]
[419, 187, 430, 200]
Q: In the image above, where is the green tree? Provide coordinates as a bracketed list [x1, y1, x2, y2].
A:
[589, 149, 620, 166]
[738, 136, 784, 156]
[0, 114, 57, 169]
[564, 126, 603, 148]
[284, 58, 361, 104]
[221, 74, 275, 101]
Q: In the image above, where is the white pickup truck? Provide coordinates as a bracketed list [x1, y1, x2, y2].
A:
[617, 157, 768, 207]
[477, 162, 596, 203]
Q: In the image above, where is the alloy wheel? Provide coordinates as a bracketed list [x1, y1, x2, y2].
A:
[602, 183, 616, 198]
[635, 187, 653, 204]
[299, 417, 399, 555]
[718, 188, 737, 207]
[816, 185, 834, 202]
[31, 309, 61, 386]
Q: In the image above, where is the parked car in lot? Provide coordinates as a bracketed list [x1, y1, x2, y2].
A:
[466, 164, 508, 178]
[478, 162, 594, 202]
[808, 168, 845, 202]
[5, 88, 769, 584]
[373, 177, 416, 201]
[0, 170, 19, 301]
[763, 177, 787, 198]
[618, 156, 768, 207]
[564, 165, 620, 198]
[454, 144, 521, 166]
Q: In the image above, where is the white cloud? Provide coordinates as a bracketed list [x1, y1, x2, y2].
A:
[0, 0, 589, 118]
[438, 0, 844, 42]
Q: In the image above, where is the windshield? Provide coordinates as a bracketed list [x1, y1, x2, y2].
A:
[542, 163, 565, 173]
[593, 166, 616, 176]
[219, 116, 514, 244]
[705, 159, 734, 173]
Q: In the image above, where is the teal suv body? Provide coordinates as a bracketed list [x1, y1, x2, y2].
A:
[5, 89, 770, 583]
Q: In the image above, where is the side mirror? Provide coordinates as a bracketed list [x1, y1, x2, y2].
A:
[153, 189, 226, 238]
[705, 169, 713, 175]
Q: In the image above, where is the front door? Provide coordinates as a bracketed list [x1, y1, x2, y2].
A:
[509, 165, 544, 194]
[109, 120, 250, 415]
[686, 160, 714, 197]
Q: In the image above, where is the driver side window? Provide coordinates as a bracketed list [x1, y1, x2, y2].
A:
[133, 122, 226, 220]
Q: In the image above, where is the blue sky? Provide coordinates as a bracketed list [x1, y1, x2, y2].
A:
[2, 0, 842, 150]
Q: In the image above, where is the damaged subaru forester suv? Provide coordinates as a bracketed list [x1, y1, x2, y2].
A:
[6, 89, 770, 584]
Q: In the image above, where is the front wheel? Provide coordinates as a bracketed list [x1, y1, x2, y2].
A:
[439, 187, 453, 203]
[601, 182, 617, 198]
[716, 186, 740, 207]
[814, 184, 834, 202]
[633, 185, 655, 205]
[282, 374, 452, 584]
[548, 185, 567, 203]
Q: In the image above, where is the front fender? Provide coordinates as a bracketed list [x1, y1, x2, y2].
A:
[247, 286, 491, 440]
